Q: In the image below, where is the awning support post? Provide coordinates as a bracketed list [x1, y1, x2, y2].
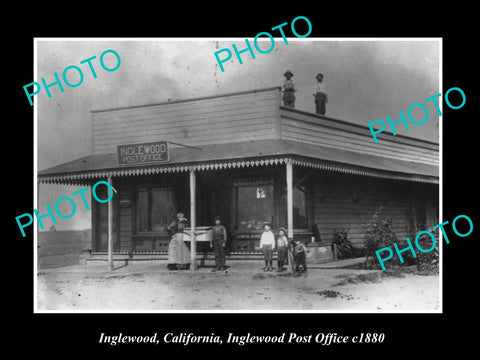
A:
[189, 170, 197, 271]
[286, 161, 294, 239]
[107, 175, 114, 271]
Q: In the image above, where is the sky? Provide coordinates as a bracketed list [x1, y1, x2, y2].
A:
[35, 38, 440, 231]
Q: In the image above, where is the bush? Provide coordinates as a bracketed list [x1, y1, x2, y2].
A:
[363, 209, 439, 273]
[409, 221, 440, 274]
[363, 213, 404, 269]
[332, 227, 354, 259]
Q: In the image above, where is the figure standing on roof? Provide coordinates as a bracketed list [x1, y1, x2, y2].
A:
[282, 70, 296, 108]
[313, 73, 328, 115]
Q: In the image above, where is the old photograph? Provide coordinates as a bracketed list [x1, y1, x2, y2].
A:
[34, 38, 441, 312]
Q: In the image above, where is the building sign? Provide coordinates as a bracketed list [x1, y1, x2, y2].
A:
[117, 141, 169, 166]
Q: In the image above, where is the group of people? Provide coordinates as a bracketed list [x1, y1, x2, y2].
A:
[166, 212, 307, 276]
[166, 212, 227, 271]
[257, 223, 307, 276]
[282, 70, 328, 115]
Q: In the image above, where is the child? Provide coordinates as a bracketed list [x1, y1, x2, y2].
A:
[282, 70, 296, 108]
[313, 73, 327, 115]
[211, 216, 227, 272]
[287, 238, 296, 273]
[293, 239, 308, 276]
[276, 228, 288, 272]
[259, 223, 275, 271]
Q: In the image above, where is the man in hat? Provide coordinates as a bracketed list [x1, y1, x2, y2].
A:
[211, 216, 227, 272]
[313, 73, 328, 115]
[282, 70, 296, 108]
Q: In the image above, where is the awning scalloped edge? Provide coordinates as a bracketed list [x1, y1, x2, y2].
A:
[38, 156, 438, 185]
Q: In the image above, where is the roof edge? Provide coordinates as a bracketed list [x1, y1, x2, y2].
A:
[90, 86, 282, 113]
[280, 106, 440, 147]
[38, 154, 439, 186]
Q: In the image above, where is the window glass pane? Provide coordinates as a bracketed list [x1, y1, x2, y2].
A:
[137, 187, 149, 232]
[237, 183, 274, 231]
[293, 185, 307, 229]
[136, 185, 175, 233]
[151, 187, 175, 232]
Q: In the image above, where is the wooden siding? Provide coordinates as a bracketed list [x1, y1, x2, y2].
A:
[92, 88, 280, 155]
[90, 87, 438, 170]
[280, 109, 439, 166]
[425, 186, 440, 227]
[313, 171, 438, 247]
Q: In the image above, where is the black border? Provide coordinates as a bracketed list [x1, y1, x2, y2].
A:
[9, 6, 478, 356]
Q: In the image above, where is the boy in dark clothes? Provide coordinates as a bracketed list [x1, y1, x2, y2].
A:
[293, 239, 308, 276]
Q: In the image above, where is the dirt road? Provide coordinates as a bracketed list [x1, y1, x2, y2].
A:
[36, 262, 439, 312]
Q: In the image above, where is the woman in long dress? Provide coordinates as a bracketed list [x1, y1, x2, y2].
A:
[166, 212, 191, 270]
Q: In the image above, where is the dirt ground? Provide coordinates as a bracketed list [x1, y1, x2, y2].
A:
[36, 262, 440, 312]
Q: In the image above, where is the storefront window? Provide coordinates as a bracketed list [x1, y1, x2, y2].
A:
[293, 184, 308, 229]
[137, 185, 175, 233]
[235, 179, 274, 231]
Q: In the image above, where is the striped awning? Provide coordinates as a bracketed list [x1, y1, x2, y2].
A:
[38, 139, 439, 185]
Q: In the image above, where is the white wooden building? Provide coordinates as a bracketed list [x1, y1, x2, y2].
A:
[38, 87, 439, 266]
